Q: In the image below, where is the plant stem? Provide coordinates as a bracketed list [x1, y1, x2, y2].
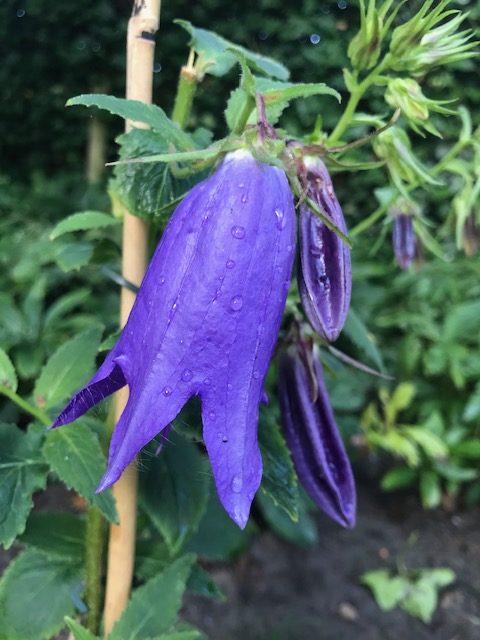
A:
[102, 1, 161, 635]
[350, 139, 468, 237]
[171, 53, 198, 129]
[85, 507, 105, 635]
[328, 58, 390, 146]
[232, 95, 256, 135]
[0, 386, 50, 425]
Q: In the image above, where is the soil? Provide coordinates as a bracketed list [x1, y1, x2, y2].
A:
[2, 484, 479, 640]
[182, 484, 480, 640]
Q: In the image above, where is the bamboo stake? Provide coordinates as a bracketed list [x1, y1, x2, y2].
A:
[103, 1, 161, 635]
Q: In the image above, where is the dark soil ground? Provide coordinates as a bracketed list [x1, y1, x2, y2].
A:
[2, 483, 479, 640]
[182, 484, 480, 640]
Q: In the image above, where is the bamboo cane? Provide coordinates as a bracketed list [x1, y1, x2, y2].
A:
[103, 1, 161, 635]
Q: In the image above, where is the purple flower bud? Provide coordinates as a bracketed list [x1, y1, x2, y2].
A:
[278, 345, 356, 528]
[53, 150, 296, 529]
[297, 157, 352, 342]
[392, 214, 416, 269]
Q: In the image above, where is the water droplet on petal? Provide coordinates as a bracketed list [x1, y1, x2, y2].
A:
[162, 386, 172, 397]
[227, 383, 233, 390]
[181, 368, 193, 382]
[209, 411, 216, 421]
[231, 475, 243, 493]
[230, 295, 243, 311]
[241, 194, 247, 203]
[222, 436, 228, 443]
[274, 208, 287, 230]
[231, 225, 245, 239]
[226, 259, 235, 269]
[238, 182, 245, 188]
[253, 370, 260, 380]
[159, 276, 165, 285]
[203, 377, 211, 386]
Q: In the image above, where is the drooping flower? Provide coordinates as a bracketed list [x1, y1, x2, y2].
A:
[53, 149, 296, 528]
[278, 343, 356, 528]
[297, 156, 352, 342]
[392, 213, 416, 269]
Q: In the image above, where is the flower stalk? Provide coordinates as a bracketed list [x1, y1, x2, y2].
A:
[171, 50, 198, 128]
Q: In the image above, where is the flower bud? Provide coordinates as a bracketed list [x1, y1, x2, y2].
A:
[392, 213, 416, 270]
[297, 157, 351, 342]
[348, 0, 383, 71]
[278, 344, 356, 528]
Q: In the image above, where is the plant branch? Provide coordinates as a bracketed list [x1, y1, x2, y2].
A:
[0, 386, 50, 425]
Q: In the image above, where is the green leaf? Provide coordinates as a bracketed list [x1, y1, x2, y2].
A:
[381, 466, 417, 491]
[0, 424, 48, 548]
[400, 570, 454, 623]
[111, 129, 202, 222]
[404, 426, 448, 459]
[175, 20, 289, 80]
[434, 461, 478, 482]
[420, 471, 442, 509]
[186, 489, 251, 561]
[43, 289, 91, 330]
[50, 211, 120, 240]
[451, 439, 480, 459]
[361, 570, 409, 610]
[0, 548, 82, 640]
[343, 309, 384, 372]
[258, 405, 299, 520]
[0, 348, 17, 392]
[65, 617, 99, 640]
[257, 491, 318, 546]
[139, 432, 210, 553]
[42, 422, 117, 522]
[54, 242, 94, 272]
[256, 77, 341, 104]
[390, 383, 416, 414]
[34, 325, 102, 409]
[67, 95, 194, 151]
[187, 564, 225, 602]
[225, 88, 249, 132]
[20, 512, 85, 560]
[109, 555, 196, 640]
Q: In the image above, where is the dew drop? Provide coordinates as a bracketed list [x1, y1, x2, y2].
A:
[231, 225, 245, 239]
[230, 295, 244, 311]
[241, 194, 247, 203]
[253, 370, 260, 380]
[181, 368, 193, 382]
[162, 386, 172, 397]
[222, 436, 228, 443]
[238, 182, 245, 188]
[159, 276, 165, 285]
[203, 377, 211, 386]
[209, 411, 216, 421]
[310, 33, 321, 45]
[227, 383, 233, 391]
[17, 9, 26, 18]
[231, 475, 243, 493]
[226, 259, 235, 269]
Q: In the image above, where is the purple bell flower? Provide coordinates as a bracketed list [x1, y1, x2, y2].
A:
[392, 214, 416, 269]
[297, 157, 352, 342]
[53, 150, 296, 528]
[278, 344, 356, 528]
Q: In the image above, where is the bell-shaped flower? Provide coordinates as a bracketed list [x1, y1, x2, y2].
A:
[392, 213, 416, 269]
[278, 343, 356, 528]
[297, 156, 351, 342]
[52, 149, 296, 528]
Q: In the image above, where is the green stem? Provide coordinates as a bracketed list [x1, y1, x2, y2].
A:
[351, 139, 468, 237]
[171, 66, 198, 129]
[85, 507, 106, 635]
[0, 386, 50, 425]
[328, 57, 390, 146]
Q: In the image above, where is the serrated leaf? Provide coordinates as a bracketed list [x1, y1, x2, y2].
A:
[44, 289, 91, 330]
[0, 424, 48, 548]
[109, 555, 196, 640]
[139, 432, 209, 553]
[65, 617, 99, 640]
[343, 309, 384, 372]
[0, 348, 17, 392]
[225, 88, 249, 132]
[54, 242, 94, 272]
[258, 405, 299, 520]
[50, 211, 120, 240]
[256, 77, 341, 104]
[175, 20, 289, 80]
[0, 548, 82, 640]
[34, 326, 103, 409]
[20, 512, 85, 560]
[404, 426, 448, 459]
[67, 95, 194, 151]
[187, 564, 225, 602]
[257, 491, 318, 546]
[42, 422, 117, 522]
[111, 129, 202, 222]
